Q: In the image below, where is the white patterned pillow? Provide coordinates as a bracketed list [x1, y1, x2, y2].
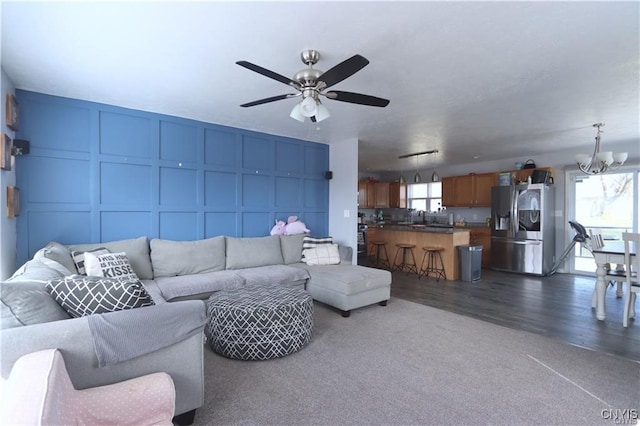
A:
[71, 247, 109, 275]
[301, 236, 333, 261]
[84, 252, 139, 281]
[46, 275, 154, 318]
[302, 244, 341, 265]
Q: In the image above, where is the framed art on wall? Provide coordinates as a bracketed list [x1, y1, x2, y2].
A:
[6, 94, 19, 131]
[1, 132, 12, 171]
[7, 186, 20, 218]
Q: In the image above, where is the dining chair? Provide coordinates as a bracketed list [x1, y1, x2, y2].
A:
[589, 229, 625, 308]
[622, 232, 639, 327]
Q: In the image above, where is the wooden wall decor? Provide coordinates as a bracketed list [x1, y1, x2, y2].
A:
[0, 133, 11, 170]
[7, 186, 20, 217]
[6, 94, 19, 131]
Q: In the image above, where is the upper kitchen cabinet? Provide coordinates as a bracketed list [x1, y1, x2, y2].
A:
[358, 181, 376, 208]
[374, 182, 389, 208]
[442, 172, 497, 207]
[441, 177, 456, 207]
[359, 181, 406, 208]
[389, 182, 407, 208]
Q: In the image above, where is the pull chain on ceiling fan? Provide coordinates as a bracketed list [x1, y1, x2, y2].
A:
[236, 50, 390, 123]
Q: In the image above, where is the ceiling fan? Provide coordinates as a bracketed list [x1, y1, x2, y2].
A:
[236, 50, 390, 123]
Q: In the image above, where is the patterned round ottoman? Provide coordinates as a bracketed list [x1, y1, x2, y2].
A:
[206, 286, 313, 360]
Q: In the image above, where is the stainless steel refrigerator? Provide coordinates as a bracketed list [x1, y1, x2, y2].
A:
[490, 183, 555, 275]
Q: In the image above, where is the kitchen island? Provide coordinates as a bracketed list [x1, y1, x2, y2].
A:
[366, 225, 470, 280]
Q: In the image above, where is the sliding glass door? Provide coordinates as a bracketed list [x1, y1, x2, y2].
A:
[567, 168, 639, 274]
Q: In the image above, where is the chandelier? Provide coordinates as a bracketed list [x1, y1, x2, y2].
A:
[575, 123, 627, 175]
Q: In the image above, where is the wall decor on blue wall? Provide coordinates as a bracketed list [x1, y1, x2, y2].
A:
[14, 90, 329, 265]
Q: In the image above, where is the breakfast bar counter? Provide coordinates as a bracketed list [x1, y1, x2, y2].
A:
[366, 225, 470, 280]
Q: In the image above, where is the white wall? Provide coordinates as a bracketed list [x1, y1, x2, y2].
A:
[1, 69, 17, 279]
[329, 137, 358, 264]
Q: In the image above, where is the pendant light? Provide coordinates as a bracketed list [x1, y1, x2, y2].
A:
[431, 150, 440, 182]
[575, 123, 627, 175]
[413, 154, 422, 183]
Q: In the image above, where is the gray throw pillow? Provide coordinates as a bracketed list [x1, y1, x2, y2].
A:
[46, 275, 154, 318]
[40, 241, 78, 274]
[280, 234, 306, 264]
[0, 281, 71, 328]
[150, 236, 226, 278]
[7, 258, 69, 283]
[68, 237, 153, 280]
[225, 235, 284, 269]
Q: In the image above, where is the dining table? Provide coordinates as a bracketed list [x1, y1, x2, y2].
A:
[591, 240, 637, 321]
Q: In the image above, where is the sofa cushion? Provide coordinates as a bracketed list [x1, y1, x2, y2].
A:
[0, 281, 72, 328]
[291, 264, 391, 296]
[234, 265, 310, 287]
[280, 234, 306, 264]
[68, 237, 153, 280]
[150, 237, 226, 278]
[7, 258, 70, 283]
[46, 275, 155, 318]
[84, 252, 139, 281]
[154, 270, 245, 301]
[302, 244, 341, 265]
[225, 236, 284, 269]
[71, 248, 109, 275]
[40, 241, 78, 274]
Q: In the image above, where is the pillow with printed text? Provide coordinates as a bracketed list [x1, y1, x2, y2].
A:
[84, 251, 139, 282]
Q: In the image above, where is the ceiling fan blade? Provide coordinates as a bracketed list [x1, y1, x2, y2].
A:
[240, 94, 298, 108]
[316, 55, 369, 89]
[325, 91, 390, 107]
[236, 61, 299, 88]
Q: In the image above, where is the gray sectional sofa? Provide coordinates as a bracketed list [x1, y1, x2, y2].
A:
[0, 234, 391, 423]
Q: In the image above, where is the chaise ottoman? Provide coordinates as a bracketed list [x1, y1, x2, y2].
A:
[205, 286, 313, 360]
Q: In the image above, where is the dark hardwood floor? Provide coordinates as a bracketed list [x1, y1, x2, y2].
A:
[359, 257, 640, 362]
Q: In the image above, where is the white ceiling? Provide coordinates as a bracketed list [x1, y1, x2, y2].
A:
[2, 1, 639, 173]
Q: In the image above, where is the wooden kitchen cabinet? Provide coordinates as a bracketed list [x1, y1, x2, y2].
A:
[469, 227, 491, 268]
[374, 183, 390, 208]
[443, 172, 497, 207]
[389, 182, 407, 208]
[359, 181, 407, 209]
[358, 181, 376, 208]
[441, 177, 456, 207]
[473, 173, 497, 206]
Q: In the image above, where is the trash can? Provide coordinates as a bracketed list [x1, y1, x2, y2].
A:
[457, 245, 483, 282]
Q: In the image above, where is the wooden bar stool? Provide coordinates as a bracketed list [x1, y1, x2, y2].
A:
[369, 241, 390, 269]
[392, 243, 418, 274]
[418, 246, 447, 281]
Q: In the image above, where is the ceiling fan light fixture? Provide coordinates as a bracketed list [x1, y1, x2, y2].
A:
[315, 102, 331, 122]
[289, 103, 305, 122]
[300, 96, 317, 117]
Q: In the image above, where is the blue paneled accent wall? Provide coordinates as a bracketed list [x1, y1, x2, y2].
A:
[14, 90, 329, 265]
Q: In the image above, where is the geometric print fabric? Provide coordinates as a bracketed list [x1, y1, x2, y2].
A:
[206, 286, 313, 360]
[45, 275, 154, 318]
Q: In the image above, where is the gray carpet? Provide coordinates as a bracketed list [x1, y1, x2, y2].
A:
[194, 298, 639, 425]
